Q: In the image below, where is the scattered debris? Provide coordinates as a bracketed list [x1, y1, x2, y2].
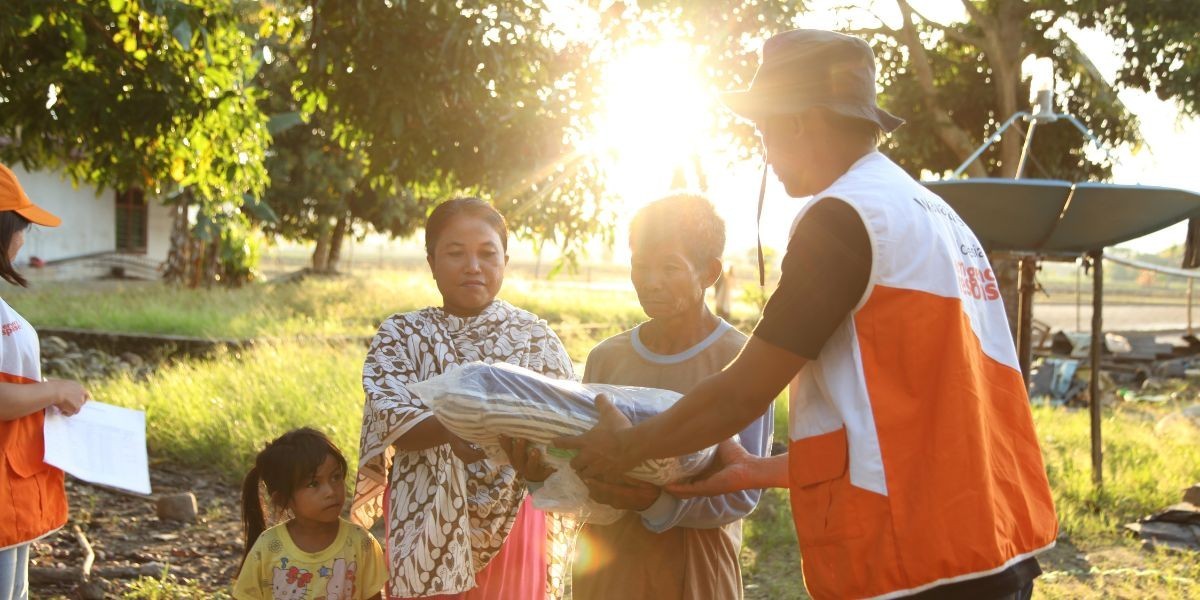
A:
[1029, 358, 1086, 405]
[1033, 329, 1200, 406]
[31, 470, 242, 598]
[1185, 484, 1200, 506]
[1124, 485, 1200, 552]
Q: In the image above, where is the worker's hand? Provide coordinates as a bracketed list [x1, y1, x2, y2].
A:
[500, 436, 556, 483]
[447, 433, 487, 464]
[666, 439, 762, 498]
[584, 475, 660, 511]
[48, 380, 90, 417]
[553, 393, 637, 480]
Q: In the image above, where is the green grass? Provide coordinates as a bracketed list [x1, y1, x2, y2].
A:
[124, 574, 232, 600]
[93, 342, 366, 480]
[1030, 402, 1200, 598]
[5, 273, 658, 362]
[1035, 402, 1200, 543]
[19, 274, 1200, 597]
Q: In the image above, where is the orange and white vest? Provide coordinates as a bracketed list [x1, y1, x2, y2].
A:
[786, 152, 1057, 599]
[1, 295, 67, 550]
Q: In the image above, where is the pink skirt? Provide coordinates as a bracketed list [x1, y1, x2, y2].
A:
[386, 490, 547, 600]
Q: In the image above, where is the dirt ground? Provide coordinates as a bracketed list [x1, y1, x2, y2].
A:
[31, 468, 242, 599]
[1036, 302, 1192, 332]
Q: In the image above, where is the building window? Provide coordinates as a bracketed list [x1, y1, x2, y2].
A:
[115, 189, 148, 253]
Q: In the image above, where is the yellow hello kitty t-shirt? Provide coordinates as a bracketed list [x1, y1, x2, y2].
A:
[233, 518, 385, 600]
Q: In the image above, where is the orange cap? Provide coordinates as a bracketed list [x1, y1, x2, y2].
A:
[0, 163, 62, 227]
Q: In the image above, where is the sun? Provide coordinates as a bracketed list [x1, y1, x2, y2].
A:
[589, 42, 718, 208]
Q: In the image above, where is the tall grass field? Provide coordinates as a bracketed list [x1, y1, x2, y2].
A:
[9, 273, 1200, 598]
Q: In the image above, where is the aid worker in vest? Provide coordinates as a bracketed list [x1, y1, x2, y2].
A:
[0, 163, 91, 600]
[557, 29, 1058, 600]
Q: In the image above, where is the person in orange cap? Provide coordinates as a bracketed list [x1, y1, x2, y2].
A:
[558, 30, 1057, 600]
[0, 163, 90, 600]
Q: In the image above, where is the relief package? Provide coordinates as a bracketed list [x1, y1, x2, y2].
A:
[410, 361, 715, 524]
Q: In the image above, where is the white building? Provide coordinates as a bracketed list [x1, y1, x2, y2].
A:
[9, 163, 172, 279]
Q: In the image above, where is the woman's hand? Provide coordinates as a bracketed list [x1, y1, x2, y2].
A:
[499, 436, 556, 483]
[48, 380, 89, 417]
[447, 433, 487, 464]
[584, 475, 660, 511]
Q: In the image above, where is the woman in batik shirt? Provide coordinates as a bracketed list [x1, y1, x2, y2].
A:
[353, 198, 575, 599]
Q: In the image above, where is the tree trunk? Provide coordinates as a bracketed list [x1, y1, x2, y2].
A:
[163, 191, 192, 284]
[988, 2, 1029, 178]
[326, 213, 349, 273]
[994, 58, 1024, 178]
[202, 239, 220, 287]
[311, 227, 331, 273]
[895, 0, 989, 178]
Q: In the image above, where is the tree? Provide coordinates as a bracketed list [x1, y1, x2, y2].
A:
[289, 0, 610, 263]
[244, 1, 808, 272]
[0, 0, 269, 209]
[855, 1, 1163, 180]
[251, 2, 442, 274]
[0, 0, 272, 286]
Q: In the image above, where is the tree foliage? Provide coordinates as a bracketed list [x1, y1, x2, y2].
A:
[849, 0, 1196, 181]
[0, 0, 269, 204]
[269, 1, 806, 267]
[1074, 0, 1199, 115]
[295, 0, 611, 262]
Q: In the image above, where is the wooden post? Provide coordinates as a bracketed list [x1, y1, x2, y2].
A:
[1089, 250, 1104, 488]
[1076, 260, 1082, 332]
[1188, 279, 1194, 336]
[1017, 256, 1037, 384]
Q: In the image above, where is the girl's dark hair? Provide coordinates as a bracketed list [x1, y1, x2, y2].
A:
[0, 212, 31, 287]
[424, 197, 508, 258]
[241, 427, 348, 562]
[629, 194, 726, 267]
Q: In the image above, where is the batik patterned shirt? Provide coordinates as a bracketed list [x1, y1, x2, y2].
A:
[352, 300, 576, 597]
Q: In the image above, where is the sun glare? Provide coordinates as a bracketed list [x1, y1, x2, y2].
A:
[590, 42, 718, 207]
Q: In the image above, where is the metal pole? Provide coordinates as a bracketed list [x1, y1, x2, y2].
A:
[1017, 256, 1037, 384]
[1015, 120, 1040, 179]
[950, 112, 1030, 178]
[1089, 250, 1104, 488]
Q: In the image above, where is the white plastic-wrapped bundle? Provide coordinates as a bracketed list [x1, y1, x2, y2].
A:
[410, 361, 715, 524]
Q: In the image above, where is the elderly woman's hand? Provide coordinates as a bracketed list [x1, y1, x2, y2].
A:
[500, 436, 556, 483]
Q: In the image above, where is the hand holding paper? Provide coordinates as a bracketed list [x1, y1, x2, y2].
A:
[43, 401, 151, 495]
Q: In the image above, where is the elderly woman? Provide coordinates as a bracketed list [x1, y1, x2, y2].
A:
[507, 194, 774, 599]
[353, 198, 574, 599]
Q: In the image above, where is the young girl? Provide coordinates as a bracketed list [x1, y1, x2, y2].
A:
[234, 428, 386, 600]
[1, 163, 90, 600]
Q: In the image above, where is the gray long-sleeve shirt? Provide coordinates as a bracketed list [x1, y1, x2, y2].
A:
[582, 319, 775, 532]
